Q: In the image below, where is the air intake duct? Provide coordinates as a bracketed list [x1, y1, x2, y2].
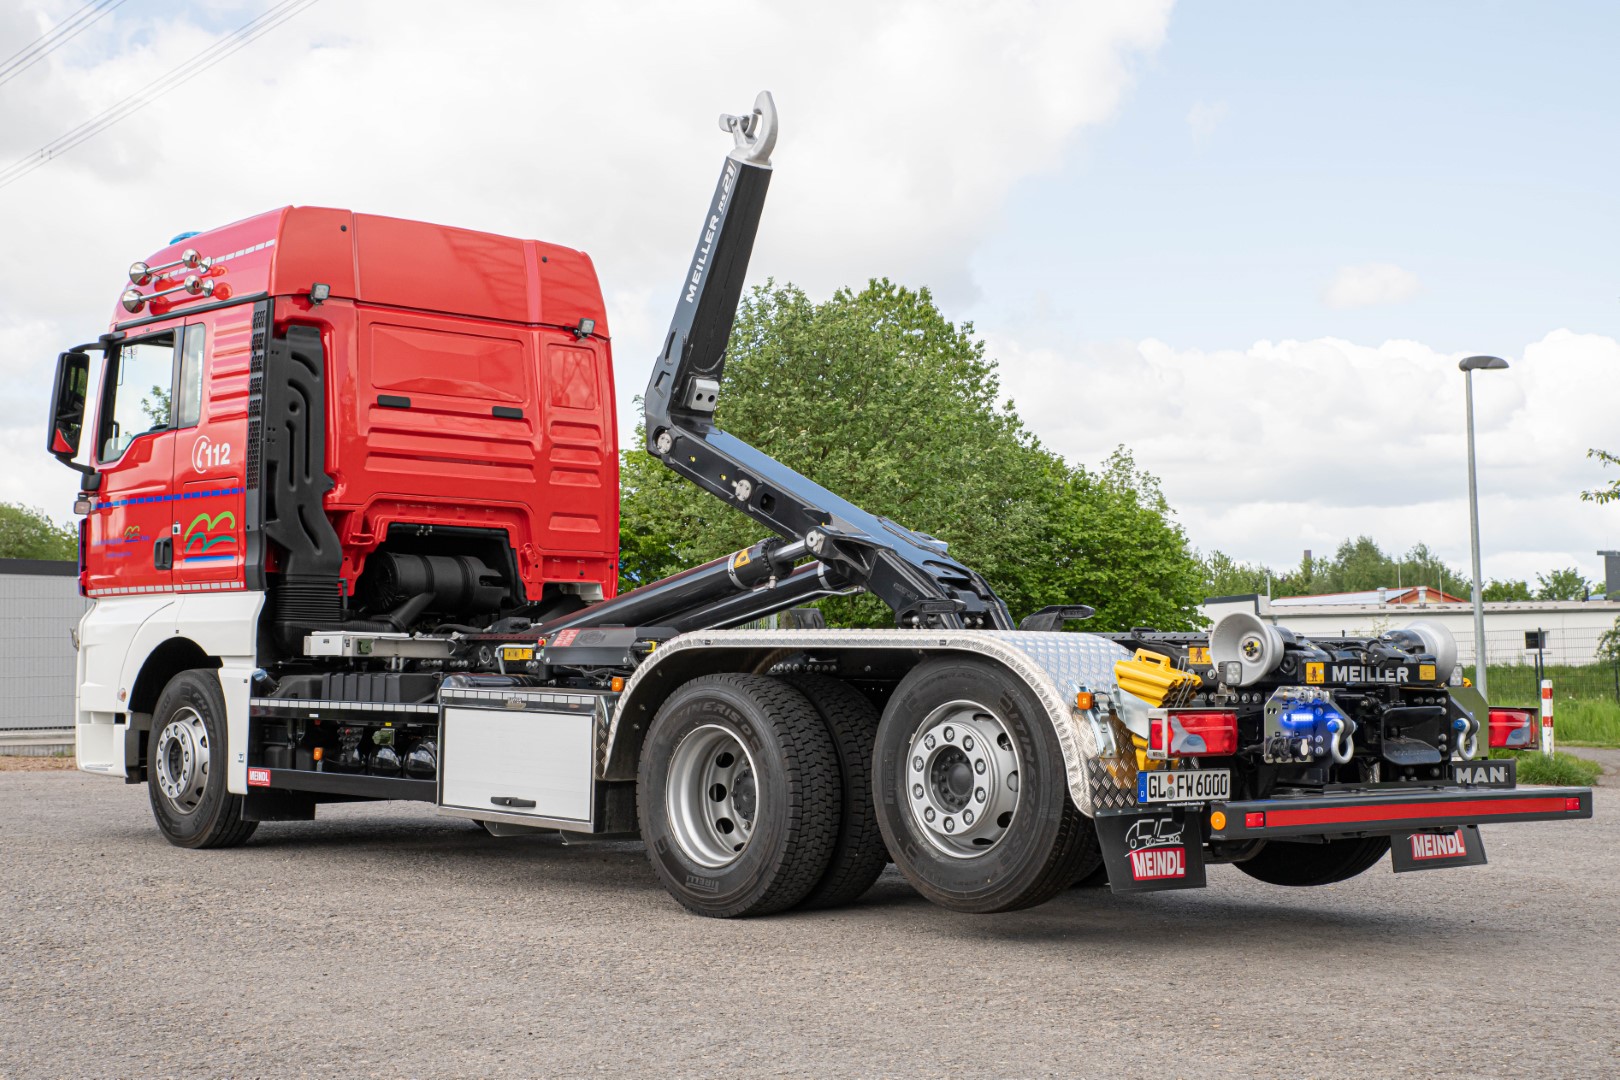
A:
[363, 552, 506, 617]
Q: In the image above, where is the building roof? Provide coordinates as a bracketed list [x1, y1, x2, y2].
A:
[1269, 586, 1469, 607]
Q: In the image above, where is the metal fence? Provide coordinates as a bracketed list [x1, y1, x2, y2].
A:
[0, 560, 87, 731]
[1467, 626, 1620, 704]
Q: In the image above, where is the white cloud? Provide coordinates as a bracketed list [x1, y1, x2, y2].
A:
[0, 0, 1172, 519]
[989, 329, 1620, 583]
[1321, 262, 1423, 309]
[1186, 99, 1228, 142]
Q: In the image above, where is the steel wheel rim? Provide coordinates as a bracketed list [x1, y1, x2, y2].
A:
[154, 706, 210, 815]
[902, 699, 1021, 859]
[665, 724, 759, 869]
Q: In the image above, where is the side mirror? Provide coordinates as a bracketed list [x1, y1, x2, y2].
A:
[47, 350, 91, 467]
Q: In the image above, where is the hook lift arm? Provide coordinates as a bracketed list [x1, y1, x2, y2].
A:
[639, 92, 1013, 631]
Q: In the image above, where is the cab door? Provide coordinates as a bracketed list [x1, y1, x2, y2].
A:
[84, 323, 186, 596]
[168, 307, 251, 589]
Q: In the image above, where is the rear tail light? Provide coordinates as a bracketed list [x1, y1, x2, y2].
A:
[1487, 708, 1536, 749]
[1148, 710, 1238, 759]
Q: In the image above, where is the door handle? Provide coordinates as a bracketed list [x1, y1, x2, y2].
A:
[153, 537, 172, 570]
[489, 796, 536, 808]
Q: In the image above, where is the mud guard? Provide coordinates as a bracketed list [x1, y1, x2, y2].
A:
[1094, 807, 1209, 893]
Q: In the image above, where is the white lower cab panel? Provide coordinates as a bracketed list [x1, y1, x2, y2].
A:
[440, 706, 594, 823]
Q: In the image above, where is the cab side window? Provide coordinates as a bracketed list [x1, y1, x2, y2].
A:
[100, 331, 177, 462]
[97, 326, 206, 462]
[175, 324, 205, 428]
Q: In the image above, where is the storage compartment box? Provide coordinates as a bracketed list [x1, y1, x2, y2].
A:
[437, 687, 602, 826]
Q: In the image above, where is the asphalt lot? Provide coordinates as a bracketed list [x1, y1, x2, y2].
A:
[1, 772, 1615, 1079]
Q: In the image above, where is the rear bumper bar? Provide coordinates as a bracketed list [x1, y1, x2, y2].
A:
[1209, 786, 1593, 840]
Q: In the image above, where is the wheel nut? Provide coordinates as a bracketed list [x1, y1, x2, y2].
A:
[913, 784, 924, 799]
[925, 734, 936, 749]
[913, 756, 924, 772]
[943, 726, 955, 742]
[975, 787, 985, 802]
[974, 759, 986, 774]
[924, 807, 936, 822]
[943, 817, 955, 831]
[963, 809, 974, 825]
[962, 735, 974, 751]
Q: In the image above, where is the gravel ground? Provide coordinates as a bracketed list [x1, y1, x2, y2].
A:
[0, 755, 77, 772]
[0, 773, 1614, 1080]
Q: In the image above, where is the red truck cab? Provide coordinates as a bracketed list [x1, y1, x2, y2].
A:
[55, 206, 620, 613]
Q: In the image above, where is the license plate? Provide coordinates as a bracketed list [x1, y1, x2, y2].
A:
[1137, 768, 1230, 804]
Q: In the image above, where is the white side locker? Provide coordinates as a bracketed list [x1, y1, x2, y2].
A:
[437, 686, 603, 830]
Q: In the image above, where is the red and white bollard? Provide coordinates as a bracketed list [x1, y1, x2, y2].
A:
[1539, 679, 1555, 756]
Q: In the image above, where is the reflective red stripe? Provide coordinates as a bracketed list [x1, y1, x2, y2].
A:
[1263, 796, 1571, 829]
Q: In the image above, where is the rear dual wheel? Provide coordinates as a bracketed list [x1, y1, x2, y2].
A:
[638, 674, 841, 917]
[873, 658, 1095, 913]
[783, 675, 888, 909]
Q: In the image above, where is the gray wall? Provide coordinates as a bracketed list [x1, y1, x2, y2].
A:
[0, 561, 87, 730]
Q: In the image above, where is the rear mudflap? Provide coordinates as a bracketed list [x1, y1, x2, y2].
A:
[1094, 807, 1208, 893]
[1389, 825, 1488, 872]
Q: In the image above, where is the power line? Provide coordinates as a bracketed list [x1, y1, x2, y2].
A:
[0, 0, 322, 190]
[0, 0, 129, 87]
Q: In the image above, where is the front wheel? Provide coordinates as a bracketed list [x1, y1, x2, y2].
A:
[148, 669, 257, 849]
[1235, 836, 1390, 887]
[873, 657, 1093, 913]
[638, 674, 840, 917]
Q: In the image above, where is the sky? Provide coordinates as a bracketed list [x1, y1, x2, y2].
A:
[0, 0, 1614, 587]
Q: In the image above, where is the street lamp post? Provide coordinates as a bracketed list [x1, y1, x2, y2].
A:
[1460, 354, 1509, 701]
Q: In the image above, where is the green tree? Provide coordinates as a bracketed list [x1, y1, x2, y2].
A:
[1199, 538, 1470, 602]
[1395, 542, 1472, 598]
[1034, 448, 1205, 631]
[1582, 448, 1619, 505]
[1535, 567, 1592, 601]
[1201, 550, 1273, 598]
[141, 385, 171, 427]
[618, 280, 1204, 630]
[0, 502, 78, 560]
[1481, 578, 1533, 601]
[1322, 536, 1387, 592]
[1598, 616, 1620, 663]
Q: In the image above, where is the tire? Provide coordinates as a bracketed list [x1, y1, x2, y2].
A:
[638, 674, 840, 917]
[148, 669, 258, 849]
[1235, 836, 1391, 887]
[873, 657, 1092, 913]
[1070, 858, 1110, 889]
[782, 675, 888, 909]
[1066, 821, 1106, 887]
